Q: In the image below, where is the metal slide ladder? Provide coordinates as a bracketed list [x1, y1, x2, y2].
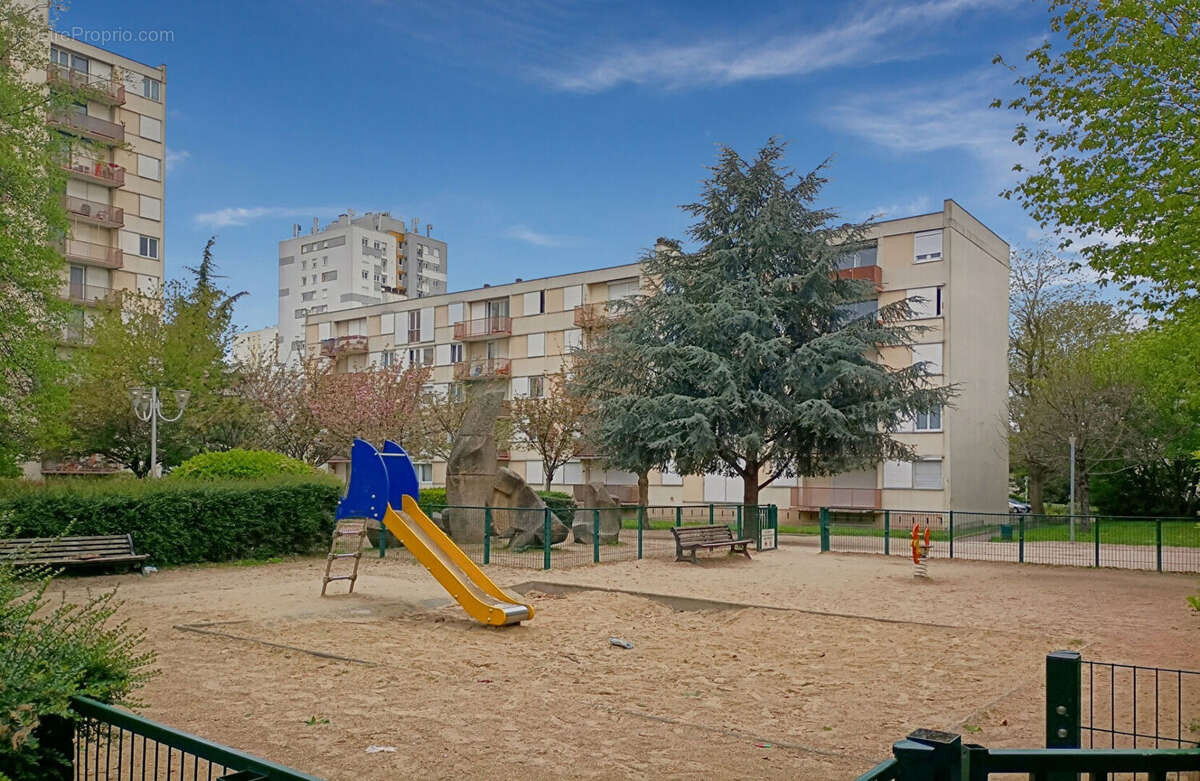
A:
[321, 520, 366, 595]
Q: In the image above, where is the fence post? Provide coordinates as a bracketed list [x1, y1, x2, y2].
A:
[709, 503, 714, 525]
[819, 507, 830, 552]
[1094, 517, 1101, 568]
[1045, 650, 1082, 777]
[948, 511, 955, 559]
[1156, 519, 1163, 572]
[543, 507, 552, 570]
[483, 507, 492, 565]
[637, 506, 645, 560]
[675, 506, 682, 528]
[1018, 515, 1025, 564]
[378, 518, 387, 558]
[884, 510, 890, 556]
[593, 509, 600, 564]
[736, 505, 743, 538]
[893, 729, 962, 780]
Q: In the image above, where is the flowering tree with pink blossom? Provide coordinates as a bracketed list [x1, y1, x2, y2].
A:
[307, 364, 431, 456]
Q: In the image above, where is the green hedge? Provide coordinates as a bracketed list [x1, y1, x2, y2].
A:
[0, 476, 341, 566]
[418, 487, 576, 523]
[169, 449, 313, 480]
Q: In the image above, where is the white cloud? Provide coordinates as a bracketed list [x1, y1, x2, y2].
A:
[193, 205, 347, 228]
[862, 195, 934, 220]
[824, 68, 1034, 186]
[165, 148, 190, 174]
[539, 0, 1013, 92]
[504, 224, 574, 247]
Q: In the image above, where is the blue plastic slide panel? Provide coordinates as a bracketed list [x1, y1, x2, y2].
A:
[335, 438, 388, 521]
[381, 440, 420, 508]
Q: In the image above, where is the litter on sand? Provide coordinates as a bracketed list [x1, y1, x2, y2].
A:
[609, 637, 633, 649]
[366, 746, 397, 753]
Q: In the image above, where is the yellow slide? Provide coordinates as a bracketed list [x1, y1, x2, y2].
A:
[382, 495, 534, 626]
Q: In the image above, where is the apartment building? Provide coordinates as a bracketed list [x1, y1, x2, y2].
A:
[34, 37, 167, 323]
[232, 326, 280, 364]
[305, 199, 1009, 514]
[277, 212, 448, 363]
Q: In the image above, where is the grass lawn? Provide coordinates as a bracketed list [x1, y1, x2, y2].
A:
[988, 520, 1200, 547]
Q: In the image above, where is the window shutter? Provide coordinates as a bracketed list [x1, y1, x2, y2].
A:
[914, 230, 943, 263]
[562, 285, 583, 310]
[435, 344, 451, 366]
[913, 460, 943, 489]
[908, 287, 938, 319]
[912, 343, 943, 374]
[526, 332, 545, 357]
[511, 376, 529, 397]
[420, 308, 434, 341]
[883, 460, 913, 488]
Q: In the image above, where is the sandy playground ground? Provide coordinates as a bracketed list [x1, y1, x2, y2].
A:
[52, 544, 1200, 779]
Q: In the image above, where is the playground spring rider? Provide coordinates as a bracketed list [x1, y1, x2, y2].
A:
[911, 524, 932, 578]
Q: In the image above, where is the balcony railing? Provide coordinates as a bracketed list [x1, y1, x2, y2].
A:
[319, 335, 369, 358]
[453, 357, 511, 381]
[47, 109, 125, 144]
[64, 282, 113, 304]
[834, 264, 883, 287]
[46, 64, 126, 104]
[62, 239, 122, 269]
[61, 159, 125, 187]
[791, 486, 881, 509]
[453, 316, 512, 341]
[64, 195, 123, 228]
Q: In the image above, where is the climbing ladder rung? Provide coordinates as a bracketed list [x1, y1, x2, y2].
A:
[328, 552, 360, 559]
[324, 575, 354, 582]
[321, 520, 368, 596]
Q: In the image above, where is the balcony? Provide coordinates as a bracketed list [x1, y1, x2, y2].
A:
[453, 357, 511, 381]
[319, 335, 369, 358]
[573, 302, 621, 329]
[453, 316, 512, 341]
[62, 239, 122, 269]
[61, 160, 125, 187]
[834, 264, 883, 288]
[64, 282, 113, 305]
[64, 196, 123, 228]
[46, 64, 126, 105]
[790, 486, 881, 510]
[47, 109, 125, 145]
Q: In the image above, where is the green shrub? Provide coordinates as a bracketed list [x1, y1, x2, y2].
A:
[169, 449, 313, 480]
[0, 550, 155, 779]
[0, 476, 341, 566]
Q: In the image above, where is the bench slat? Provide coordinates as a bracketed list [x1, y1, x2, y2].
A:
[0, 535, 146, 571]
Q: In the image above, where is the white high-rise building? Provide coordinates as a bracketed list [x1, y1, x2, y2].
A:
[277, 212, 447, 363]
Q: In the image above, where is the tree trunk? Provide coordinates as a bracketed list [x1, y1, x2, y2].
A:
[1028, 465, 1046, 514]
[742, 459, 761, 542]
[544, 467, 553, 492]
[1078, 474, 1091, 519]
[637, 469, 649, 508]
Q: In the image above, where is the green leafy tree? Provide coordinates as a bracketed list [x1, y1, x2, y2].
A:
[0, 0, 72, 473]
[65, 239, 247, 476]
[995, 0, 1200, 312]
[574, 140, 953, 508]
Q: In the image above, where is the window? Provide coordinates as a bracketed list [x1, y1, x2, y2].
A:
[362, 237, 368, 246]
[913, 459, 943, 489]
[138, 235, 159, 259]
[139, 115, 162, 142]
[915, 406, 942, 431]
[608, 278, 640, 301]
[450, 343, 464, 363]
[914, 230, 943, 263]
[407, 310, 421, 343]
[321, 270, 337, 282]
[415, 463, 433, 484]
[525, 461, 544, 486]
[301, 291, 315, 302]
[50, 47, 70, 67]
[361, 270, 369, 280]
[526, 332, 545, 357]
[407, 347, 434, 368]
[137, 154, 161, 181]
[660, 464, 683, 486]
[139, 195, 161, 221]
[142, 76, 161, 101]
[908, 286, 943, 319]
[836, 243, 879, 270]
[563, 328, 582, 351]
[912, 343, 944, 375]
[529, 375, 545, 398]
[380, 351, 396, 369]
[293, 308, 308, 319]
[838, 299, 878, 323]
[523, 290, 544, 315]
[562, 285, 583, 310]
[448, 302, 465, 324]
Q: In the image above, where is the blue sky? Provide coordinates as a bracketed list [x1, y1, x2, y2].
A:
[55, 0, 1052, 330]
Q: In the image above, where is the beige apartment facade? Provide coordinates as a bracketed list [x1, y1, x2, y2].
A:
[32, 35, 168, 322]
[305, 199, 1009, 514]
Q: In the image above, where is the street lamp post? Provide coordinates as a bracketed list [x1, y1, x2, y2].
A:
[130, 387, 191, 477]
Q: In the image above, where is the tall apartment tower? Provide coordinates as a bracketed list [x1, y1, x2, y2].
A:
[37, 38, 167, 323]
[277, 212, 447, 362]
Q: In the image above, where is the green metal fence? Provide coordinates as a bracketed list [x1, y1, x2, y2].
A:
[68, 695, 319, 780]
[377, 503, 778, 569]
[857, 651, 1200, 780]
[818, 508, 1200, 573]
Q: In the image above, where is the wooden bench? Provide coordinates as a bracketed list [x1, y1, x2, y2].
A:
[0, 534, 149, 572]
[670, 525, 753, 563]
